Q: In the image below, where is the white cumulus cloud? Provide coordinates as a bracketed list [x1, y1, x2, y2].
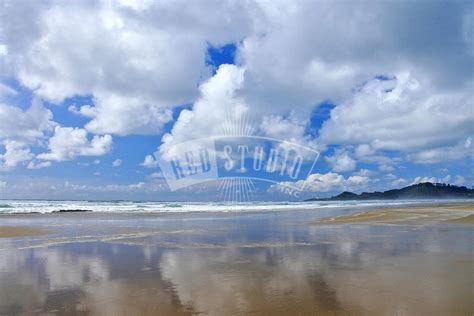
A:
[270, 172, 370, 193]
[0, 141, 33, 170]
[140, 155, 159, 168]
[112, 159, 122, 167]
[325, 150, 356, 172]
[319, 74, 474, 163]
[0, 100, 55, 142]
[37, 127, 112, 161]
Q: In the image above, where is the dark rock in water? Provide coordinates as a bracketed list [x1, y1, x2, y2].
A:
[306, 182, 474, 201]
[54, 209, 93, 213]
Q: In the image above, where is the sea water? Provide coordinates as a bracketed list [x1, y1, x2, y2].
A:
[0, 199, 470, 214]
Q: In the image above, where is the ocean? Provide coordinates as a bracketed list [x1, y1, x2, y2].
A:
[0, 199, 470, 214]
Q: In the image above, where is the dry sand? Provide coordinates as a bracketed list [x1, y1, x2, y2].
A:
[314, 202, 474, 225]
[0, 226, 51, 238]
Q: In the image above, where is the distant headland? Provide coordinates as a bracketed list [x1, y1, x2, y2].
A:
[305, 182, 474, 201]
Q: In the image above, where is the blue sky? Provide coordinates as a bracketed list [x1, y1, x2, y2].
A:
[0, 0, 472, 200]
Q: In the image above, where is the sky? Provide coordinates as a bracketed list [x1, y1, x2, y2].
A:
[0, 0, 473, 201]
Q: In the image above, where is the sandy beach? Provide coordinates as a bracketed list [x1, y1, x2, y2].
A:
[313, 202, 474, 225]
[0, 201, 473, 315]
[0, 226, 51, 238]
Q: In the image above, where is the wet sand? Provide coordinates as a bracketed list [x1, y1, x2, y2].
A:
[0, 226, 51, 238]
[314, 202, 474, 225]
[0, 202, 472, 315]
[445, 213, 474, 223]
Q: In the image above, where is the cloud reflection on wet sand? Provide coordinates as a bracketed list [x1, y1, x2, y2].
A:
[0, 207, 472, 315]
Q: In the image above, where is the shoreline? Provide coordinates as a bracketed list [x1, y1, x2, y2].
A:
[0, 199, 472, 217]
[0, 201, 472, 239]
